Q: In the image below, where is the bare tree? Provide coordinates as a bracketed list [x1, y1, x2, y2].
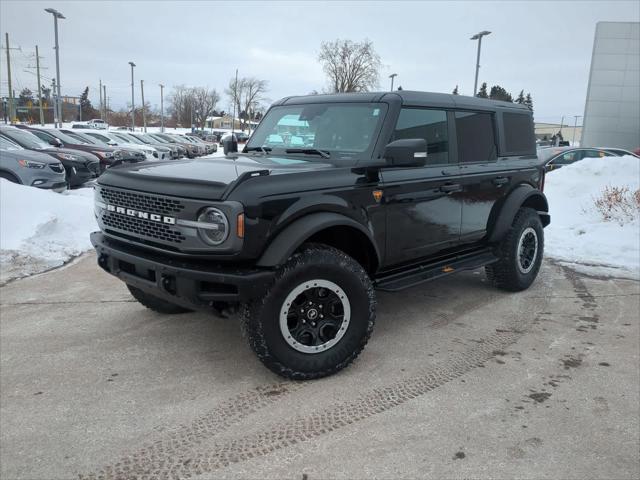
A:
[191, 87, 220, 130]
[169, 85, 220, 129]
[318, 39, 382, 93]
[225, 76, 269, 131]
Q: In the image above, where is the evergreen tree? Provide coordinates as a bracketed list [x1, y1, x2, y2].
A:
[476, 82, 488, 98]
[18, 88, 34, 106]
[79, 86, 97, 119]
[489, 85, 513, 103]
[524, 93, 533, 112]
[515, 90, 525, 105]
[452, 85, 459, 95]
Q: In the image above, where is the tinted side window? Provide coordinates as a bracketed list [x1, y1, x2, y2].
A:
[393, 108, 449, 165]
[455, 111, 497, 163]
[554, 152, 579, 165]
[503, 112, 534, 153]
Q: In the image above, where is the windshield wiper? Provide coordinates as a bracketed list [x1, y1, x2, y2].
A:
[245, 146, 272, 154]
[285, 148, 331, 159]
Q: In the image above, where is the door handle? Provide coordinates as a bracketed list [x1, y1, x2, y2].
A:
[439, 183, 461, 194]
[493, 177, 509, 186]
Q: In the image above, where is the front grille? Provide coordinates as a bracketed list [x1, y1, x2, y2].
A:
[102, 212, 186, 244]
[49, 163, 64, 173]
[100, 187, 185, 215]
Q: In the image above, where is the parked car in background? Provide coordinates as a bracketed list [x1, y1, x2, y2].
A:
[148, 133, 199, 158]
[0, 136, 67, 191]
[87, 119, 108, 129]
[128, 132, 183, 159]
[63, 129, 158, 161]
[537, 147, 615, 172]
[185, 135, 217, 154]
[22, 127, 143, 171]
[601, 147, 640, 158]
[110, 132, 173, 160]
[0, 126, 99, 187]
[220, 131, 250, 146]
[176, 134, 206, 155]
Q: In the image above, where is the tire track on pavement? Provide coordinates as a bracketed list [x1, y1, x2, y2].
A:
[80, 312, 539, 479]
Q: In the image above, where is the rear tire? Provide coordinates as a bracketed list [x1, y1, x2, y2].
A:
[127, 285, 192, 314]
[486, 207, 544, 292]
[241, 244, 376, 380]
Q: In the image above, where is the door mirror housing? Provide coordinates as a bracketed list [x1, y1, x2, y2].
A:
[383, 139, 427, 167]
[49, 137, 63, 147]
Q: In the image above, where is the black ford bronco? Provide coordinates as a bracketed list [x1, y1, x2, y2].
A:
[91, 91, 549, 380]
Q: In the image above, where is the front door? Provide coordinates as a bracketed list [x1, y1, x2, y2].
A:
[381, 108, 462, 266]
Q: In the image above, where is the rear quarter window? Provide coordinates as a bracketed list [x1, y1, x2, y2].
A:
[502, 112, 535, 155]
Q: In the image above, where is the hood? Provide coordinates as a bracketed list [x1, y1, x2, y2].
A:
[98, 154, 332, 200]
[1, 148, 63, 165]
[38, 147, 99, 164]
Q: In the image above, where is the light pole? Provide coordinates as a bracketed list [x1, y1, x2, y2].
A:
[128, 61, 136, 130]
[159, 83, 164, 132]
[45, 8, 65, 127]
[572, 115, 582, 146]
[470, 30, 491, 96]
[389, 73, 398, 92]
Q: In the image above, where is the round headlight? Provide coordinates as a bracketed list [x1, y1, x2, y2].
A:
[197, 207, 229, 245]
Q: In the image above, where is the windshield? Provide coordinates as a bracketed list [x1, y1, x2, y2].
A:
[1, 128, 50, 149]
[245, 103, 387, 160]
[47, 128, 90, 145]
[0, 136, 23, 150]
[84, 132, 112, 144]
[67, 131, 100, 144]
[119, 133, 143, 144]
[151, 133, 175, 143]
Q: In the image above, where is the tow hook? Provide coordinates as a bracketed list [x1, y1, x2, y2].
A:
[161, 274, 177, 295]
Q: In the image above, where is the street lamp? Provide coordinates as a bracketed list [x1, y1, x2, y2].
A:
[45, 8, 65, 127]
[389, 73, 398, 92]
[128, 61, 136, 130]
[470, 30, 491, 96]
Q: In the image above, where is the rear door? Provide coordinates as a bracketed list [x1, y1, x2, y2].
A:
[455, 111, 511, 243]
[381, 108, 463, 265]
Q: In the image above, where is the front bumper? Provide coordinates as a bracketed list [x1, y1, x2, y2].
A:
[91, 232, 275, 309]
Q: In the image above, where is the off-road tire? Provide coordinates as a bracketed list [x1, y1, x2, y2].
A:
[127, 284, 192, 314]
[241, 244, 376, 380]
[486, 207, 544, 291]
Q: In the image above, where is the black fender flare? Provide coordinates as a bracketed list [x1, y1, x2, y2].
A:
[256, 212, 380, 268]
[488, 185, 549, 243]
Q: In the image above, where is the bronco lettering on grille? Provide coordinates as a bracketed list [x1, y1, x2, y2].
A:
[106, 204, 176, 224]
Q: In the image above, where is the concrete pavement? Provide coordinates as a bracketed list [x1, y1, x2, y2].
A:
[0, 253, 638, 479]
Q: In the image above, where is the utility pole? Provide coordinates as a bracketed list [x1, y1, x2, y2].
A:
[103, 84, 107, 121]
[5, 33, 14, 123]
[140, 79, 147, 132]
[128, 61, 136, 130]
[558, 115, 565, 145]
[35, 45, 45, 125]
[572, 115, 582, 146]
[159, 83, 164, 132]
[99, 79, 103, 120]
[232, 68, 238, 137]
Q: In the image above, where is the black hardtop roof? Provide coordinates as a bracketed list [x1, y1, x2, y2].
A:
[275, 90, 531, 113]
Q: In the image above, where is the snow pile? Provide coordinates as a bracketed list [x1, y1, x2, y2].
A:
[0, 180, 96, 283]
[544, 155, 640, 278]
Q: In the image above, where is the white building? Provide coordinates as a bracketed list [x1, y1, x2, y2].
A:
[581, 21, 640, 150]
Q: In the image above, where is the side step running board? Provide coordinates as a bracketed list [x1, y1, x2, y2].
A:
[374, 249, 499, 292]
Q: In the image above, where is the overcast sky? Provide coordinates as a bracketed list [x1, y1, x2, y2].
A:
[2, 0, 639, 123]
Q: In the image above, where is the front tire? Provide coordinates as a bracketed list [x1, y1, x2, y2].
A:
[241, 244, 376, 380]
[486, 207, 544, 291]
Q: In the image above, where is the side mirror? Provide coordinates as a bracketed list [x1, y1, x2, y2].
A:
[383, 139, 427, 167]
[49, 137, 63, 147]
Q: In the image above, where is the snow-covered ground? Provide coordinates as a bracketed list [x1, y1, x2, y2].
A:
[0, 180, 97, 284]
[544, 155, 639, 279]
[1, 153, 638, 284]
